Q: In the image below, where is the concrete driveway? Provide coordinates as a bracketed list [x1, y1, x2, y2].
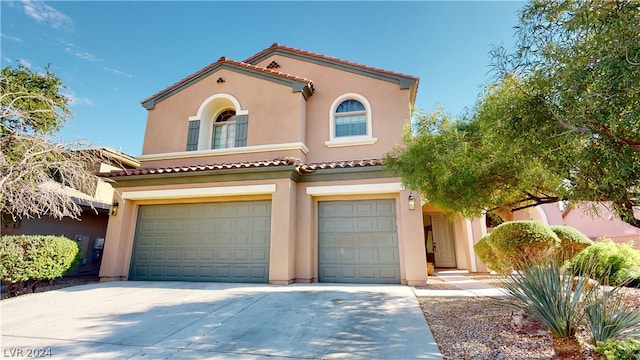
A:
[1, 282, 442, 359]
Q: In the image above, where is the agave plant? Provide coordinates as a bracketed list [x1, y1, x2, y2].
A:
[502, 260, 600, 338]
[585, 288, 640, 344]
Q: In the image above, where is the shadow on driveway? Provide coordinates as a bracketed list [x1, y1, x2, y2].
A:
[1, 282, 442, 359]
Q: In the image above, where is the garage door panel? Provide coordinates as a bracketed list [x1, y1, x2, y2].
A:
[319, 200, 400, 284]
[130, 201, 271, 283]
[379, 249, 399, 263]
[168, 250, 181, 261]
[250, 249, 268, 261]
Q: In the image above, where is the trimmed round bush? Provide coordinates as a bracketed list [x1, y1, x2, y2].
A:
[0, 235, 80, 296]
[550, 225, 593, 262]
[474, 234, 512, 274]
[569, 238, 640, 286]
[488, 221, 560, 270]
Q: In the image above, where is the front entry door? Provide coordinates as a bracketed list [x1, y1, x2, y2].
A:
[432, 215, 457, 268]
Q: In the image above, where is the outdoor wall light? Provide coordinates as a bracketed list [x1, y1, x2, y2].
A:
[408, 193, 416, 210]
[109, 201, 119, 216]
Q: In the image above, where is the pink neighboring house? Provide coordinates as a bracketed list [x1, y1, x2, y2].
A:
[515, 202, 640, 247]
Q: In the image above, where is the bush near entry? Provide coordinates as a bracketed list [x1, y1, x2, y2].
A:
[473, 235, 512, 275]
[569, 238, 640, 287]
[550, 225, 594, 263]
[476, 221, 561, 272]
[0, 235, 80, 297]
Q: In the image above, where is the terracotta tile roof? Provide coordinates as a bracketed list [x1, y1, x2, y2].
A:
[298, 159, 385, 174]
[141, 57, 313, 106]
[102, 157, 302, 178]
[101, 158, 385, 178]
[245, 43, 419, 82]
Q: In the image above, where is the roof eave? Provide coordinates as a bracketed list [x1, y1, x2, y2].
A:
[141, 61, 314, 110]
[245, 45, 419, 93]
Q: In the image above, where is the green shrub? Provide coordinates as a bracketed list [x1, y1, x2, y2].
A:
[487, 221, 560, 270]
[474, 234, 512, 274]
[596, 338, 640, 360]
[503, 259, 600, 338]
[0, 235, 80, 296]
[569, 238, 640, 286]
[549, 225, 593, 262]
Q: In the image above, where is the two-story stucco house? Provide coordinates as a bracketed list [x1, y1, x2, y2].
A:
[99, 44, 490, 285]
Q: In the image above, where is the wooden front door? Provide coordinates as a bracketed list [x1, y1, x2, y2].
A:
[432, 215, 457, 268]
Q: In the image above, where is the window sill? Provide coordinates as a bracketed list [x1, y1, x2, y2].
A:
[324, 137, 378, 148]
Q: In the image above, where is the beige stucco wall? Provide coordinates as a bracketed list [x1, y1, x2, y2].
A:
[141, 69, 307, 158]
[253, 55, 412, 163]
[139, 56, 413, 171]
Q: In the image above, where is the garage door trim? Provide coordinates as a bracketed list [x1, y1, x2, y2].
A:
[123, 184, 277, 200]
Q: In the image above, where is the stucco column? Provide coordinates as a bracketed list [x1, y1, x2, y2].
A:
[294, 186, 314, 282]
[399, 191, 427, 286]
[469, 216, 488, 273]
[268, 179, 296, 284]
[100, 193, 137, 281]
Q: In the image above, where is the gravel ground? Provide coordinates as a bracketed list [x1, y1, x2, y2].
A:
[416, 274, 640, 360]
[1, 276, 99, 300]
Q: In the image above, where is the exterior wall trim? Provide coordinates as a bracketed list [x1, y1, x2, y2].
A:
[122, 184, 277, 200]
[306, 182, 403, 196]
[138, 142, 310, 161]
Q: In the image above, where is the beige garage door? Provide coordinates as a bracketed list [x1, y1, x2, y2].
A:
[129, 201, 271, 282]
[318, 199, 400, 283]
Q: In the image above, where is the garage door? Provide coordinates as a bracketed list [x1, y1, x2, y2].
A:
[129, 201, 271, 282]
[318, 199, 400, 284]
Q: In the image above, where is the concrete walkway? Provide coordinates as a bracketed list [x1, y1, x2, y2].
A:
[414, 270, 510, 298]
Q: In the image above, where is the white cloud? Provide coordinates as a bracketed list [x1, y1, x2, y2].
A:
[1, 33, 23, 42]
[18, 58, 32, 68]
[20, 0, 72, 29]
[63, 90, 93, 107]
[104, 66, 133, 79]
[63, 42, 102, 62]
[2, 55, 12, 64]
[74, 51, 101, 62]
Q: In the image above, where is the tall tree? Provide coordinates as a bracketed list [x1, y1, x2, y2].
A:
[387, 0, 640, 226]
[1, 65, 106, 220]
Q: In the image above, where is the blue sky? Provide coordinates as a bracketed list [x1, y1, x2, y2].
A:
[1, 1, 523, 156]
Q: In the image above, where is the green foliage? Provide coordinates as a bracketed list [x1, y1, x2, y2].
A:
[386, 1, 640, 227]
[569, 239, 640, 286]
[487, 221, 560, 270]
[0, 235, 80, 296]
[596, 338, 640, 360]
[549, 225, 593, 262]
[473, 235, 512, 275]
[586, 289, 640, 344]
[1, 64, 70, 135]
[1, 65, 106, 220]
[503, 260, 599, 338]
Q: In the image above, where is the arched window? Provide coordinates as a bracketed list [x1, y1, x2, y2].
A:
[325, 93, 377, 147]
[212, 109, 236, 149]
[186, 93, 248, 151]
[335, 100, 366, 137]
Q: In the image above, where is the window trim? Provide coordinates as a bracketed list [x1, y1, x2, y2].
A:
[187, 93, 249, 151]
[325, 93, 377, 148]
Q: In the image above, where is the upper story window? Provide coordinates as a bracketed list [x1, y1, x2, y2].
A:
[325, 93, 377, 148]
[212, 110, 236, 149]
[186, 94, 248, 151]
[335, 100, 366, 137]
